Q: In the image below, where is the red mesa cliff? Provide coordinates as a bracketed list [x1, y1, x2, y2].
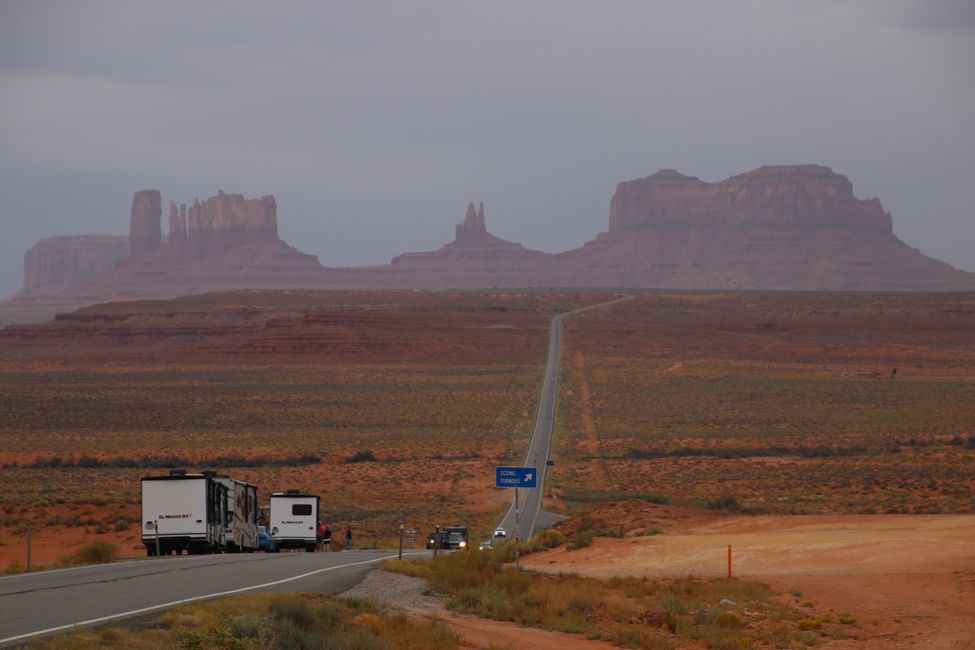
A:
[556, 165, 973, 290]
[2, 165, 973, 325]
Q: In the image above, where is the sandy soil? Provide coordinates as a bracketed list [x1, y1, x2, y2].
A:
[521, 514, 975, 649]
[0, 520, 143, 569]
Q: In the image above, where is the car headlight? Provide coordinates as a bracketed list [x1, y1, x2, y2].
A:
[459, 541, 466, 548]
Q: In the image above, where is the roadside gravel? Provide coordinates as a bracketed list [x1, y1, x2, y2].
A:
[338, 568, 446, 613]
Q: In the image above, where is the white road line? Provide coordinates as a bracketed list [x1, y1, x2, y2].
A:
[0, 557, 146, 581]
[0, 552, 420, 646]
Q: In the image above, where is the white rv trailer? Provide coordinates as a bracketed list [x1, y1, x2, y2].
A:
[141, 470, 228, 555]
[269, 490, 320, 552]
[212, 475, 259, 552]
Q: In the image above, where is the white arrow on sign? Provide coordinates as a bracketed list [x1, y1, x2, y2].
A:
[524, 473, 533, 483]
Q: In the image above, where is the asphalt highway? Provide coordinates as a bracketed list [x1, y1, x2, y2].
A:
[0, 549, 425, 647]
[2, 294, 632, 646]
[495, 295, 633, 544]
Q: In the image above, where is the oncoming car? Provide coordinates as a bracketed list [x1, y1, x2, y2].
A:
[426, 531, 449, 550]
[493, 527, 506, 539]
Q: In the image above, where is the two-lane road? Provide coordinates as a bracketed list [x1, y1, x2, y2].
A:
[496, 295, 633, 542]
[0, 550, 422, 647]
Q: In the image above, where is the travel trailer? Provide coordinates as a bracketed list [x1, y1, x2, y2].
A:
[268, 490, 320, 552]
[212, 475, 259, 552]
[141, 470, 228, 556]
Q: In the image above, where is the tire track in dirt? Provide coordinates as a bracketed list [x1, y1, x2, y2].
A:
[572, 350, 611, 491]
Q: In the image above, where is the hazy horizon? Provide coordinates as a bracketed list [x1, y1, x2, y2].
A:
[2, 1, 974, 298]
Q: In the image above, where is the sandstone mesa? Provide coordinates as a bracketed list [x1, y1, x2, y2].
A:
[3, 165, 973, 325]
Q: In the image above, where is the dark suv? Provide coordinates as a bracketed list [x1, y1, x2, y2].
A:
[426, 531, 449, 549]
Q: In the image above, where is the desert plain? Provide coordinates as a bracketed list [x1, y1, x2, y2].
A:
[1, 289, 973, 648]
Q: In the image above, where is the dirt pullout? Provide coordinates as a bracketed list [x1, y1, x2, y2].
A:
[340, 569, 619, 650]
[522, 514, 975, 649]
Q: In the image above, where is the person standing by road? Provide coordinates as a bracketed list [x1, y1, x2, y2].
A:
[316, 520, 325, 552]
[345, 526, 353, 550]
[323, 525, 331, 551]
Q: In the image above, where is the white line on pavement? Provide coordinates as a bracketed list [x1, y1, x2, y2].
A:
[0, 552, 422, 646]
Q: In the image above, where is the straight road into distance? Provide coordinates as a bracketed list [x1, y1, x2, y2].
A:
[2, 293, 632, 646]
[0, 550, 422, 647]
[496, 294, 633, 543]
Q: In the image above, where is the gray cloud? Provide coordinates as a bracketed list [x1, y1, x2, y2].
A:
[1, 1, 973, 298]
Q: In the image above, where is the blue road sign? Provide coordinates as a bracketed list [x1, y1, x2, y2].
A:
[495, 466, 537, 488]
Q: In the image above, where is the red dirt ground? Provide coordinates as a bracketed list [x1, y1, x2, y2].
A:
[522, 512, 975, 649]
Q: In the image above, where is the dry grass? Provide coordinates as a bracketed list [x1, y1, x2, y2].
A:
[554, 291, 975, 516]
[22, 592, 462, 649]
[384, 544, 856, 648]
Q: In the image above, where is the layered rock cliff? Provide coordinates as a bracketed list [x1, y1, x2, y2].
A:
[608, 166, 892, 233]
[557, 165, 973, 290]
[21, 236, 129, 293]
[2, 166, 973, 326]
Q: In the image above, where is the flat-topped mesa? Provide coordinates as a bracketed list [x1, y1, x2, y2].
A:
[177, 190, 278, 253]
[454, 201, 488, 244]
[21, 235, 129, 293]
[609, 164, 893, 234]
[129, 190, 162, 255]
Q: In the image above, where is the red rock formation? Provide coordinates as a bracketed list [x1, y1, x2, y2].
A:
[179, 191, 278, 253]
[168, 201, 187, 249]
[388, 201, 550, 287]
[559, 165, 969, 290]
[455, 202, 487, 243]
[608, 166, 891, 233]
[129, 190, 162, 255]
[3, 167, 974, 327]
[21, 236, 128, 293]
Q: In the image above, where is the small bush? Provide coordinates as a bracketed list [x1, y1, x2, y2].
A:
[343, 450, 378, 464]
[715, 610, 743, 629]
[798, 618, 823, 631]
[568, 530, 594, 549]
[706, 496, 740, 510]
[70, 541, 118, 565]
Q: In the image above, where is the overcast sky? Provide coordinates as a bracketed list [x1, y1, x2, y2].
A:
[1, 1, 973, 298]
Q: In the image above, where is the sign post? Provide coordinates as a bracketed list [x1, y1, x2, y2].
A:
[154, 520, 161, 558]
[398, 523, 404, 560]
[495, 466, 538, 568]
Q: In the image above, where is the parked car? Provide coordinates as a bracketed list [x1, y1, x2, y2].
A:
[257, 524, 270, 551]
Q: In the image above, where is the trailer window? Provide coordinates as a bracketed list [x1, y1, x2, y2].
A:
[292, 504, 312, 516]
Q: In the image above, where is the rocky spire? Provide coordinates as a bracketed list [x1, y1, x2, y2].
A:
[168, 201, 187, 249]
[455, 201, 487, 243]
[129, 190, 162, 255]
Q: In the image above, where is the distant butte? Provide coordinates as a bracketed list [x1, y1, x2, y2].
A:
[2, 165, 974, 325]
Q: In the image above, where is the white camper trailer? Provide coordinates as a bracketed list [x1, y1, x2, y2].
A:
[269, 490, 320, 552]
[212, 475, 259, 552]
[141, 470, 228, 556]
